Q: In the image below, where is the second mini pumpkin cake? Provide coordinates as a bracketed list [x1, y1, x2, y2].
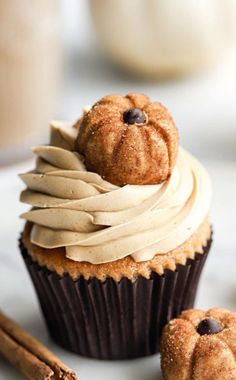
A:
[20, 93, 212, 359]
[161, 308, 236, 380]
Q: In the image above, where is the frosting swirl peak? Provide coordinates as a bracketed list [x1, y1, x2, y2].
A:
[20, 121, 211, 264]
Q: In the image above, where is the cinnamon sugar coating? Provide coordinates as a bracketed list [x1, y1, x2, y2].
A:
[75, 93, 179, 185]
[161, 308, 236, 380]
[22, 219, 211, 282]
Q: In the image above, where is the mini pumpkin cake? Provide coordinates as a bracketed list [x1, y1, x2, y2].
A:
[75, 93, 178, 185]
[19, 93, 212, 360]
[161, 308, 236, 380]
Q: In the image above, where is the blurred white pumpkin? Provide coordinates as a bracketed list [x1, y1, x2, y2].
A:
[89, 0, 236, 77]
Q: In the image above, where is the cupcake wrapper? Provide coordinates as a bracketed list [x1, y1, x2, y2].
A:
[20, 238, 212, 360]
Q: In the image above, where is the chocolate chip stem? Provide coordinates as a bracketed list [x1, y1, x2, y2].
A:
[123, 108, 146, 125]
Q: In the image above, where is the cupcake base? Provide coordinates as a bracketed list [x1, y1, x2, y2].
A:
[20, 238, 211, 360]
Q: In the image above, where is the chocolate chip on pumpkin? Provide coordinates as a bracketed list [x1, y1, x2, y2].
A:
[197, 318, 223, 335]
[123, 108, 146, 125]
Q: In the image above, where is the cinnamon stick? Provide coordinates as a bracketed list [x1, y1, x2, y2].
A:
[0, 311, 77, 380]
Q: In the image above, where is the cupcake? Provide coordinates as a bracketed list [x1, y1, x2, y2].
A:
[19, 93, 212, 360]
[161, 308, 236, 380]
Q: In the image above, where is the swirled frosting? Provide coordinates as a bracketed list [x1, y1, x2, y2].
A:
[20, 121, 212, 264]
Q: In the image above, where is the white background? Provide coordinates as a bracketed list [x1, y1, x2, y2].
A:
[0, 1, 236, 379]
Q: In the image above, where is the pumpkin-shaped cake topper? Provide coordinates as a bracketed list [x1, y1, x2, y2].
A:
[161, 308, 236, 380]
[75, 93, 179, 186]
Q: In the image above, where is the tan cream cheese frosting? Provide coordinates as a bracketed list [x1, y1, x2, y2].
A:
[20, 121, 212, 264]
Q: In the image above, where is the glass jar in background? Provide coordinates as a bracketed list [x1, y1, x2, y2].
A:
[0, 1, 60, 165]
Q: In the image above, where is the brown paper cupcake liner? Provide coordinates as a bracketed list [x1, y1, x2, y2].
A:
[20, 237, 212, 360]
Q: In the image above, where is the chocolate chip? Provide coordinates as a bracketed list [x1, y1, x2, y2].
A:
[197, 318, 223, 336]
[123, 108, 146, 125]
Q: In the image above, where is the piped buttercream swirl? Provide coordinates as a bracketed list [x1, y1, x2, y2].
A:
[20, 121, 211, 264]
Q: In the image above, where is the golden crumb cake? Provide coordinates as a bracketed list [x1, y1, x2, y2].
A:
[20, 93, 212, 359]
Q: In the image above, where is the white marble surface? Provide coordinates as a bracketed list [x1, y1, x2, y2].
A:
[1, 1, 236, 379]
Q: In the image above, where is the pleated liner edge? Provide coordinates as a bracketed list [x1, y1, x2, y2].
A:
[20, 237, 212, 360]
